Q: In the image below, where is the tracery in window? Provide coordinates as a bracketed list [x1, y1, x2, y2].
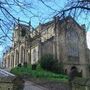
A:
[66, 29, 79, 57]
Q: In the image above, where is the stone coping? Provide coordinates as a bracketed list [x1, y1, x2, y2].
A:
[0, 76, 16, 83]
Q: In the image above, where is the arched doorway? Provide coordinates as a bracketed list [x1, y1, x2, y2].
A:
[70, 66, 77, 71]
[69, 66, 78, 81]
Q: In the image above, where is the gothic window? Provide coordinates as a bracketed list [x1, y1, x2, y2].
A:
[15, 50, 19, 65]
[11, 55, 12, 67]
[12, 55, 14, 67]
[17, 51, 19, 64]
[31, 46, 38, 64]
[28, 52, 31, 63]
[21, 46, 25, 64]
[4, 59, 6, 68]
[33, 49, 36, 62]
[23, 48, 25, 63]
[11, 54, 14, 67]
[8, 56, 10, 68]
[21, 47, 23, 63]
[66, 29, 79, 58]
[21, 29, 26, 37]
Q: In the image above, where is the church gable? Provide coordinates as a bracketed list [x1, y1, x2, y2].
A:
[2, 16, 89, 77]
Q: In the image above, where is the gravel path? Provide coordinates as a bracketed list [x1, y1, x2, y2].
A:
[24, 81, 48, 90]
[23, 79, 70, 90]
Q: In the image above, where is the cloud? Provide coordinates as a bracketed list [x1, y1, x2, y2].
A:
[86, 31, 90, 49]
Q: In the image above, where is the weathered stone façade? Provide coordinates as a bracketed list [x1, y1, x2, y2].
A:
[3, 16, 90, 77]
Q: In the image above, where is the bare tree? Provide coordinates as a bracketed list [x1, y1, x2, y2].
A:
[39, 0, 90, 29]
[0, 0, 39, 52]
[57, 0, 90, 18]
[0, 0, 90, 53]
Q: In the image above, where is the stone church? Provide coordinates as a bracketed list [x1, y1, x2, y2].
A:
[3, 16, 89, 77]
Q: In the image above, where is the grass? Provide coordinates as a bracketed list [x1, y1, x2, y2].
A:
[10, 64, 68, 81]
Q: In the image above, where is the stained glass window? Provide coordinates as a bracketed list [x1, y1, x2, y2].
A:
[66, 29, 79, 57]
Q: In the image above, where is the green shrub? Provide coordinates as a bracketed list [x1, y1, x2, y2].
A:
[52, 62, 64, 74]
[39, 54, 64, 74]
[10, 64, 68, 81]
[39, 54, 57, 71]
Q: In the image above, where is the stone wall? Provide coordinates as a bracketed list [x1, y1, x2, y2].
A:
[0, 83, 13, 90]
[41, 37, 54, 56]
[3, 16, 89, 77]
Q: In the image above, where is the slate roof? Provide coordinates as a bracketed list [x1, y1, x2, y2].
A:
[35, 16, 85, 32]
[0, 69, 15, 77]
[0, 69, 15, 82]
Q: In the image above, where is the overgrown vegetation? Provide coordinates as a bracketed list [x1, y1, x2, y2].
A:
[39, 54, 64, 74]
[11, 64, 68, 81]
[39, 54, 56, 71]
[11, 54, 68, 81]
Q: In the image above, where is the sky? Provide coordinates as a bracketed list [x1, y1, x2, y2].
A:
[0, 0, 90, 61]
[87, 32, 90, 49]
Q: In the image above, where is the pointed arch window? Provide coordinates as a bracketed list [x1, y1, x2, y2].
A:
[66, 29, 79, 58]
[15, 50, 19, 65]
[31, 46, 39, 64]
[7, 56, 10, 68]
[33, 49, 36, 62]
[11, 54, 14, 67]
[21, 46, 25, 63]
[28, 52, 31, 64]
